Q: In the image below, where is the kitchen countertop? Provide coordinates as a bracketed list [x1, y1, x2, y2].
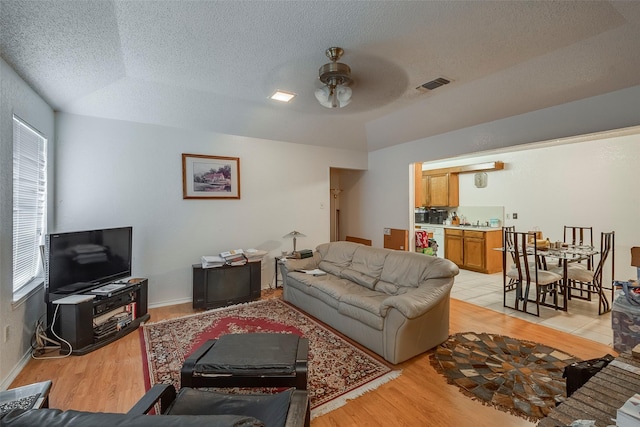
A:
[416, 223, 501, 232]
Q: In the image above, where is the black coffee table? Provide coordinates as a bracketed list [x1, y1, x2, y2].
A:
[181, 333, 309, 390]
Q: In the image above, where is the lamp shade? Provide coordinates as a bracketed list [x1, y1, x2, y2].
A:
[314, 85, 352, 108]
[283, 230, 306, 253]
[283, 230, 306, 239]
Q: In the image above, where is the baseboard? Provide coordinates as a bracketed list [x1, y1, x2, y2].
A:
[0, 348, 32, 391]
[148, 297, 192, 309]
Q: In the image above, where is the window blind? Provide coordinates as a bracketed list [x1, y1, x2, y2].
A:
[13, 116, 47, 292]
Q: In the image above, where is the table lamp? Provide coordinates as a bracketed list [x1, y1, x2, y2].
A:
[283, 230, 306, 254]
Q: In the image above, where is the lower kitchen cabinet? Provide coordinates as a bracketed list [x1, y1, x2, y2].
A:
[445, 230, 464, 266]
[445, 228, 503, 274]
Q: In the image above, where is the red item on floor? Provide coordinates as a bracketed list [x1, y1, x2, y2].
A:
[415, 230, 430, 248]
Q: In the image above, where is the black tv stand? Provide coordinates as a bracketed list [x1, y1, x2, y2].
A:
[51, 278, 149, 355]
[57, 282, 96, 294]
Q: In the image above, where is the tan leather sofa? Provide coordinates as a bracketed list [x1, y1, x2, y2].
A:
[281, 241, 459, 364]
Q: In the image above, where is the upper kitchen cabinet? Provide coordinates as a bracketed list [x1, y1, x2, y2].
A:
[414, 163, 427, 208]
[426, 173, 459, 207]
[415, 161, 503, 208]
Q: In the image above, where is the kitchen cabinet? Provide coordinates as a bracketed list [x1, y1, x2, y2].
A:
[414, 167, 459, 208]
[426, 173, 458, 207]
[444, 229, 464, 265]
[445, 228, 502, 274]
[414, 163, 426, 208]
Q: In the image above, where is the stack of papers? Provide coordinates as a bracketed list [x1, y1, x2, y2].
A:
[202, 248, 267, 268]
[201, 255, 225, 268]
[300, 269, 326, 276]
[245, 248, 268, 263]
[220, 249, 246, 266]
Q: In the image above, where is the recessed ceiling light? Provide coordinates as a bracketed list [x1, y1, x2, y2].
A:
[270, 91, 296, 102]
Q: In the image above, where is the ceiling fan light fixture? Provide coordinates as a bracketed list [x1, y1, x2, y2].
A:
[316, 47, 353, 109]
[314, 84, 352, 108]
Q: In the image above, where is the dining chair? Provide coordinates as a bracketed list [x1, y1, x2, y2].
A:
[503, 230, 564, 316]
[565, 231, 615, 315]
[563, 226, 594, 269]
[502, 226, 516, 293]
[563, 226, 594, 247]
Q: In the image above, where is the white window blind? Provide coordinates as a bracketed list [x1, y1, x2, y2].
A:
[13, 116, 47, 292]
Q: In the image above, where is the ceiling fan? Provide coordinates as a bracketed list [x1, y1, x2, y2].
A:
[314, 47, 353, 109]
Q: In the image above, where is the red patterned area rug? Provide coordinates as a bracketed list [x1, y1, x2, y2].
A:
[140, 298, 401, 418]
[430, 332, 581, 422]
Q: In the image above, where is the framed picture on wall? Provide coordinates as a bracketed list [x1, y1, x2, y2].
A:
[182, 153, 240, 199]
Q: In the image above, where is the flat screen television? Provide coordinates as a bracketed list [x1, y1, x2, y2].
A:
[45, 226, 133, 302]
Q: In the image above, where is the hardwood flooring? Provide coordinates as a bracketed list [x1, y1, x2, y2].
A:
[9, 292, 616, 426]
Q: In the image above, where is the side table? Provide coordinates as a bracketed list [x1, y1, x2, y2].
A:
[274, 255, 288, 288]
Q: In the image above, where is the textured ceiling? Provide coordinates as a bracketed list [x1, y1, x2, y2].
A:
[2, 1, 640, 152]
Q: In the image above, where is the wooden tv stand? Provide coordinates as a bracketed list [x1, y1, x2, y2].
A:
[53, 278, 150, 355]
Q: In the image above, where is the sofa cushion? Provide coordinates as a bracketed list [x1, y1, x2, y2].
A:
[0, 409, 263, 427]
[305, 277, 366, 309]
[318, 241, 360, 266]
[341, 291, 388, 315]
[340, 269, 378, 289]
[374, 280, 410, 296]
[337, 290, 387, 330]
[339, 246, 389, 289]
[318, 260, 345, 276]
[379, 251, 431, 288]
[167, 388, 293, 427]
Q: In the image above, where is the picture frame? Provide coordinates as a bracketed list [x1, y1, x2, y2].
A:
[182, 153, 240, 199]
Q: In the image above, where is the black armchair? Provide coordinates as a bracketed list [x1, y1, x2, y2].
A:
[1, 384, 309, 427]
[130, 384, 310, 427]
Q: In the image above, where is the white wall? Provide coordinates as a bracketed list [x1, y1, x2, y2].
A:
[54, 113, 367, 306]
[0, 58, 55, 388]
[357, 85, 640, 280]
[423, 131, 640, 280]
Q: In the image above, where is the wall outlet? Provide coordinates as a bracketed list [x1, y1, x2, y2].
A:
[512, 213, 518, 219]
[4, 325, 9, 343]
[506, 213, 510, 219]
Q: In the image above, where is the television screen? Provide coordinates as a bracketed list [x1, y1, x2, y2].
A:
[45, 226, 132, 299]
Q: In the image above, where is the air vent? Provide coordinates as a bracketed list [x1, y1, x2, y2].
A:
[417, 77, 450, 91]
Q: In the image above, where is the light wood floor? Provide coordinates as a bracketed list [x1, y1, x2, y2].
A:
[10, 292, 616, 426]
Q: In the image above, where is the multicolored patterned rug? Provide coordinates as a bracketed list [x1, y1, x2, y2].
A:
[140, 298, 400, 418]
[430, 332, 581, 421]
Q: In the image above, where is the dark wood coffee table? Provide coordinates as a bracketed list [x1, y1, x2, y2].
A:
[181, 333, 309, 390]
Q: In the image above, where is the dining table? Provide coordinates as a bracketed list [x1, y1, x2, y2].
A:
[497, 244, 599, 312]
[536, 244, 600, 311]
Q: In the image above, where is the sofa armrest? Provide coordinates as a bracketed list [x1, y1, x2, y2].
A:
[281, 253, 321, 273]
[380, 278, 453, 319]
[127, 384, 177, 415]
